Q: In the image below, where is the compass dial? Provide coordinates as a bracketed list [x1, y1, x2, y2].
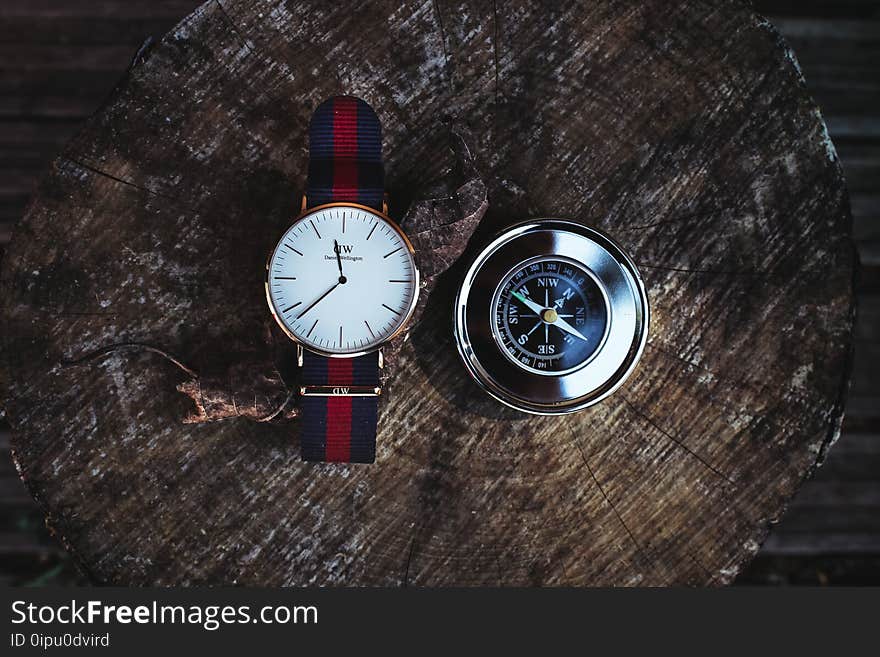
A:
[492, 257, 609, 375]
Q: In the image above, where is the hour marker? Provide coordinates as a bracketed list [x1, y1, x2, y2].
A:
[382, 303, 401, 316]
[282, 302, 302, 313]
[383, 247, 402, 259]
[388, 279, 410, 283]
[364, 320, 375, 338]
[342, 213, 346, 234]
[310, 220, 321, 239]
[366, 223, 378, 240]
[339, 325, 343, 345]
[306, 319, 319, 337]
[275, 276, 297, 280]
[283, 244, 303, 256]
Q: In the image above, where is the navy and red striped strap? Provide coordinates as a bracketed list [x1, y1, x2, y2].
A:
[300, 96, 383, 464]
[306, 95, 384, 209]
[300, 352, 379, 463]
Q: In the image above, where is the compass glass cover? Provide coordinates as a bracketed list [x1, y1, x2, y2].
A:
[491, 257, 609, 375]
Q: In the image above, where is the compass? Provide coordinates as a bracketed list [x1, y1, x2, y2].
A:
[492, 256, 609, 376]
[454, 220, 649, 414]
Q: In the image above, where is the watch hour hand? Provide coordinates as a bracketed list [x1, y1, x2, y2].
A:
[333, 240, 346, 282]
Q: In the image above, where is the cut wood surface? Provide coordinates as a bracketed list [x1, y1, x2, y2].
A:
[0, 0, 858, 585]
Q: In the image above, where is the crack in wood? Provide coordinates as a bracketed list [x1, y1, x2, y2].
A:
[62, 156, 196, 213]
[622, 396, 735, 485]
[431, 0, 452, 90]
[638, 262, 769, 276]
[567, 419, 656, 580]
[402, 538, 416, 587]
[492, 0, 502, 104]
[214, 0, 256, 56]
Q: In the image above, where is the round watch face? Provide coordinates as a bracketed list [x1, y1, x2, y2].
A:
[492, 257, 609, 375]
[266, 204, 418, 355]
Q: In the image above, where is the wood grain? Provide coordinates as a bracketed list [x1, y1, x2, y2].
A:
[0, 0, 859, 585]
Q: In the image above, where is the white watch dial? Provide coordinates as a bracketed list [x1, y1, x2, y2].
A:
[267, 205, 418, 354]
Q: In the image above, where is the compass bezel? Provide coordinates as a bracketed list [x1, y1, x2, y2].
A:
[453, 219, 649, 415]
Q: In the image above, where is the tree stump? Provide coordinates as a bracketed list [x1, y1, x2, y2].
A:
[0, 0, 855, 586]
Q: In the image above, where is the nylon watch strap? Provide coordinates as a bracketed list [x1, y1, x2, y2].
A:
[299, 96, 383, 464]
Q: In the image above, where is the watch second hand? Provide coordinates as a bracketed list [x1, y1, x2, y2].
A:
[296, 282, 340, 320]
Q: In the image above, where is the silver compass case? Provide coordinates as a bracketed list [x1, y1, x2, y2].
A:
[454, 219, 649, 415]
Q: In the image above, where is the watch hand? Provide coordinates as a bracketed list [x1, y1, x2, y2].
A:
[296, 282, 340, 320]
[510, 290, 544, 316]
[333, 240, 346, 282]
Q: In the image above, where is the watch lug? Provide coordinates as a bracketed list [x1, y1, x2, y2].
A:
[300, 194, 308, 213]
[378, 348, 384, 370]
[382, 194, 389, 216]
[297, 344, 304, 367]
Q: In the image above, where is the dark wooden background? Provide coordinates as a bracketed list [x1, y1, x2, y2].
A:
[0, 0, 876, 586]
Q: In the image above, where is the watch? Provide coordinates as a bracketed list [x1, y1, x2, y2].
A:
[265, 96, 419, 463]
[454, 220, 648, 414]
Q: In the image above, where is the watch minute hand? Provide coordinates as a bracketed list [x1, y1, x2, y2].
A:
[296, 282, 340, 320]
